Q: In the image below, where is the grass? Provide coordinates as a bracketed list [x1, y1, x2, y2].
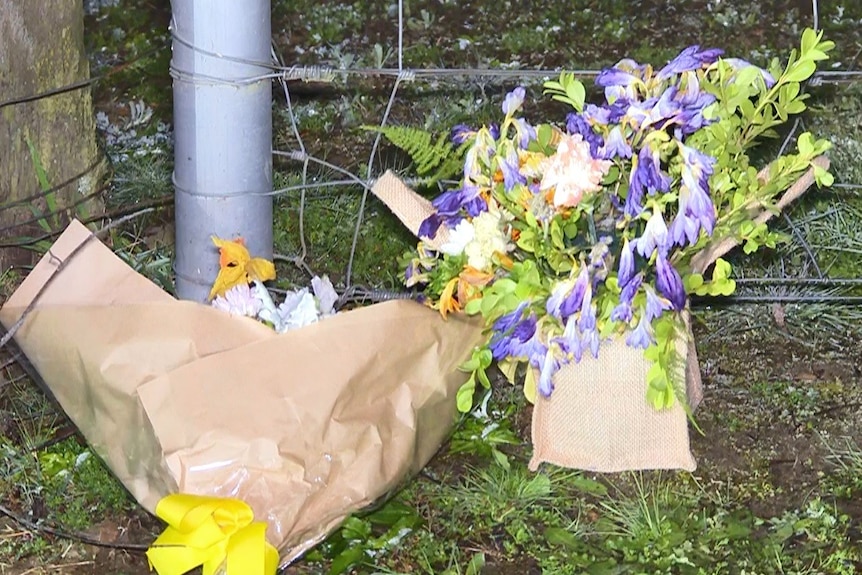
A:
[1, 0, 862, 573]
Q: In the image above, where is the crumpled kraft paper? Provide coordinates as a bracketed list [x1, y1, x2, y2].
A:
[0, 220, 484, 564]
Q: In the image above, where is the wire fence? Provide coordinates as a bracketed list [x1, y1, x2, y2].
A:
[1, 0, 861, 306]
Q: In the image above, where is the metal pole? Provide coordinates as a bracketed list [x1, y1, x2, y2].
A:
[171, 0, 273, 302]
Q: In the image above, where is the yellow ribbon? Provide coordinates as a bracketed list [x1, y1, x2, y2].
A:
[146, 494, 279, 575]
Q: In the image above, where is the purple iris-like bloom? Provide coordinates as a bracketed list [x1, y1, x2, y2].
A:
[626, 312, 655, 349]
[635, 210, 670, 258]
[546, 280, 571, 320]
[577, 285, 596, 332]
[595, 59, 644, 102]
[576, 294, 601, 360]
[566, 113, 604, 157]
[489, 313, 545, 361]
[489, 304, 550, 367]
[538, 349, 560, 397]
[617, 239, 637, 287]
[723, 58, 777, 89]
[499, 148, 527, 191]
[644, 284, 672, 321]
[514, 118, 537, 149]
[556, 315, 585, 363]
[418, 213, 443, 239]
[432, 184, 481, 215]
[656, 252, 687, 310]
[559, 266, 590, 320]
[657, 45, 724, 79]
[493, 302, 528, 333]
[502, 87, 526, 115]
[626, 146, 671, 217]
[583, 103, 612, 126]
[595, 67, 640, 89]
[488, 123, 501, 141]
[599, 126, 633, 160]
[611, 272, 643, 323]
[670, 144, 717, 246]
[451, 124, 477, 145]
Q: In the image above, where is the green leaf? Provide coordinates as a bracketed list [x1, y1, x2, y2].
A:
[456, 375, 477, 412]
[797, 131, 815, 156]
[784, 59, 817, 83]
[544, 527, 583, 550]
[465, 552, 487, 575]
[328, 546, 365, 575]
[812, 164, 834, 187]
[684, 273, 704, 292]
[464, 298, 483, 315]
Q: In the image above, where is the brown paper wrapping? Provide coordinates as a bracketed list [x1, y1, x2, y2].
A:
[0, 220, 484, 563]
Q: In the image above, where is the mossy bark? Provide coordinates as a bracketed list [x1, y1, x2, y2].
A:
[0, 0, 105, 268]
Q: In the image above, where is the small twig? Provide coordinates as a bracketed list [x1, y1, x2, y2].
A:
[0, 502, 149, 552]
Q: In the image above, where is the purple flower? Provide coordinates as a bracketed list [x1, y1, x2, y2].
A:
[538, 349, 560, 397]
[559, 266, 590, 319]
[502, 87, 526, 116]
[611, 272, 643, 323]
[673, 76, 717, 136]
[451, 124, 477, 145]
[489, 311, 546, 362]
[577, 285, 596, 332]
[617, 238, 636, 287]
[566, 113, 604, 157]
[556, 315, 584, 363]
[418, 213, 444, 239]
[626, 312, 655, 349]
[656, 252, 686, 310]
[432, 184, 482, 215]
[599, 126, 633, 160]
[595, 59, 644, 102]
[498, 148, 527, 191]
[643, 284, 671, 321]
[626, 146, 670, 217]
[514, 118, 537, 149]
[635, 210, 669, 258]
[492, 301, 529, 333]
[669, 143, 716, 246]
[583, 103, 612, 125]
[657, 45, 724, 79]
[595, 67, 640, 89]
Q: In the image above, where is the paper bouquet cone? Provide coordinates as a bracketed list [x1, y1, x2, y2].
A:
[0, 220, 484, 564]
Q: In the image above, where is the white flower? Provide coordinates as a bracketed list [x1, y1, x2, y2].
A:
[211, 283, 262, 318]
[277, 290, 320, 331]
[539, 133, 611, 208]
[463, 209, 513, 271]
[439, 220, 476, 256]
[311, 275, 339, 316]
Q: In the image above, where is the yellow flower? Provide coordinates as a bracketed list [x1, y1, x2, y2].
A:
[437, 277, 462, 318]
[208, 237, 276, 301]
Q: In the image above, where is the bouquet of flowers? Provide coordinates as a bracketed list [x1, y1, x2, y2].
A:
[207, 236, 339, 331]
[400, 28, 834, 412]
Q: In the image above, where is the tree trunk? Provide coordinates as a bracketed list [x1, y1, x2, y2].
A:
[0, 0, 105, 269]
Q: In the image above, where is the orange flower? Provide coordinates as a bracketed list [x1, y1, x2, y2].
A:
[457, 266, 494, 307]
[208, 236, 276, 300]
[437, 277, 462, 318]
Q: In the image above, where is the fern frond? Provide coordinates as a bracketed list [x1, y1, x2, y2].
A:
[362, 125, 466, 186]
